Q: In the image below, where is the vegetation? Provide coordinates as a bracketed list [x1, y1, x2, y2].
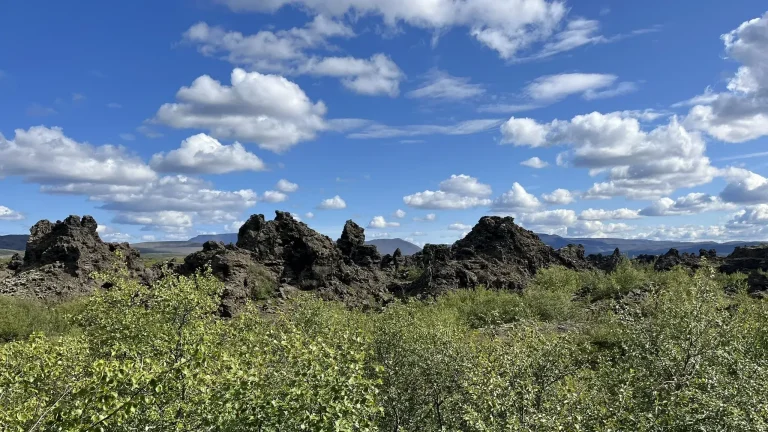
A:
[2, 262, 768, 430]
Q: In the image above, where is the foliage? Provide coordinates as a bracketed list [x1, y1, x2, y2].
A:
[246, 262, 277, 300]
[0, 296, 85, 342]
[2, 262, 768, 430]
[403, 266, 423, 281]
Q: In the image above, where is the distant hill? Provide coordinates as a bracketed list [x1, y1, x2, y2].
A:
[188, 233, 422, 256]
[0, 235, 28, 251]
[365, 238, 422, 256]
[189, 233, 238, 244]
[537, 234, 766, 256]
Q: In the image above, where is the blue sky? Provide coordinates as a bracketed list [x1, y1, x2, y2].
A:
[2, 0, 768, 246]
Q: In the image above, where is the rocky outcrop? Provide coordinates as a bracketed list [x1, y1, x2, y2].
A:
[719, 245, 768, 296]
[588, 248, 624, 272]
[405, 216, 593, 296]
[337, 221, 381, 267]
[653, 248, 722, 272]
[0, 215, 145, 300]
[179, 241, 276, 317]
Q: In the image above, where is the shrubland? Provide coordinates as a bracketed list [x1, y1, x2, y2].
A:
[2, 260, 768, 431]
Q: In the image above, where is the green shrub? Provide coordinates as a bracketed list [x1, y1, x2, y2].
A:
[0, 296, 85, 342]
[435, 286, 524, 327]
[522, 266, 585, 322]
[246, 262, 276, 300]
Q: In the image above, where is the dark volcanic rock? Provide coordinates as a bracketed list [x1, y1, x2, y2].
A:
[405, 216, 592, 296]
[7, 253, 23, 271]
[588, 248, 624, 272]
[337, 221, 381, 267]
[0, 215, 145, 300]
[720, 245, 768, 274]
[180, 241, 276, 317]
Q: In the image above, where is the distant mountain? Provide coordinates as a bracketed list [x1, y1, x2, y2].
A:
[365, 239, 422, 256]
[0, 235, 28, 251]
[189, 233, 238, 244]
[536, 234, 766, 256]
[188, 233, 422, 256]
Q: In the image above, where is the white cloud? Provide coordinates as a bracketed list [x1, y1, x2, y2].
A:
[727, 205, 768, 229]
[369, 232, 391, 238]
[477, 103, 542, 114]
[404, 191, 492, 210]
[640, 193, 734, 216]
[569, 220, 635, 238]
[304, 211, 315, 219]
[519, 209, 577, 227]
[541, 188, 574, 205]
[150, 133, 266, 174]
[448, 223, 472, 231]
[631, 224, 730, 242]
[43, 175, 256, 232]
[414, 213, 437, 222]
[218, 0, 609, 61]
[262, 190, 288, 203]
[491, 182, 542, 212]
[113, 211, 194, 230]
[368, 216, 400, 228]
[501, 112, 718, 199]
[525, 73, 618, 101]
[300, 54, 403, 96]
[0, 206, 23, 221]
[141, 235, 157, 242]
[348, 119, 503, 139]
[107, 102, 122, 109]
[500, 118, 549, 146]
[183, 16, 354, 71]
[119, 133, 135, 141]
[410, 231, 427, 236]
[225, 220, 245, 232]
[291, 213, 302, 222]
[72, 93, 86, 102]
[154, 68, 327, 153]
[404, 174, 492, 210]
[438, 174, 492, 197]
[683, 12, 768, 143]
[393, 209, 406, 218]
[579, 208, 640, 220]
[183, 19, 403, 97]
[317, 195, 347, 209]
[720, 167, 768, 204]
[583, 81, 638, 100]
[0, 126, 156, 186]
[276, 179, 299, 193]
[520, 156, 549, 168]
[406, 69, 485, 100]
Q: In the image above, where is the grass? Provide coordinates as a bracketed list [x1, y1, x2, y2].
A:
[0, 296, 86, 342]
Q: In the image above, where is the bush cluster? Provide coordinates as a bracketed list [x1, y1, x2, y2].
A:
[2, 263, 768, 430]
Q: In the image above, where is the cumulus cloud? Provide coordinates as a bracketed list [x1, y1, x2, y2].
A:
[520, 156, 548, 168]
[519, 209, 577, 227]
[368, 216, 400, 228]
[579, 208, 640, 220]
[304, 212, 315, 219]
[393, 209, 406, 218]
[501, 112, 718, 199]
[217, 0, 613, 61]
[683, 12, 768, 143]
[0, 126, 156, 186]
[640, 193, 734, 216]
[491, 182, 542, 212]
[225, 220, 245, 232]
[154, 68, 327, 153]
[525, 73, 621, 101]
[183, 19, 403, 97]
[262, 190, 288, 203]
[569, 220, 635, 238]
[150, 133, 266, 174]
[541, 188, 574, 205]
[448, 223, 472, 231]
[720, 167, 768, 204]
[0, 205, 24, 221]
[414, 213, 436, 222]
[276, 179, 299, 193]
[406, 69, 485, 100]
[44, 175, 257, 231]
[404, 174, 492, 210]
[317, 195, 347, 209]
[113, 211, 194, 231]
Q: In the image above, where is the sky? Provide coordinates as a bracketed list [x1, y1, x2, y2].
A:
[2, 0, 768, 246]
